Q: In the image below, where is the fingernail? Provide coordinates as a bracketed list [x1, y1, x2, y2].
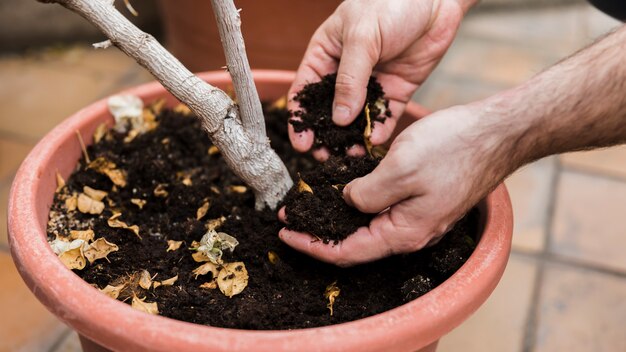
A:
[333, 104, 351, 125]
[343, 183, 354, 206]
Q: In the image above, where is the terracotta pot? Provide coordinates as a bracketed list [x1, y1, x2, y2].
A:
[158, 0, 341, 72]
[8, 70, 513, 352]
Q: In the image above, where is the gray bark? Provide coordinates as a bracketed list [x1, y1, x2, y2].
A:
[42, 0, 293, 209]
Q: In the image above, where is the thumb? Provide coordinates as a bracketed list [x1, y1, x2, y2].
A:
[333, 30, 379, 126]
[343, 155, 411, 213]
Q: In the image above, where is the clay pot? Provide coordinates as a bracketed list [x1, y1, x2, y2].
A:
[8, 70, 513, 352]
[158, 0, 341, 72]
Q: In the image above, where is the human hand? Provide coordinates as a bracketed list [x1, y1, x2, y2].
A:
[287, 0, 473, 160]
[280, 104, 520, 266]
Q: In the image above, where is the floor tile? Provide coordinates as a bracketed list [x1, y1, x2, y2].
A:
[0, 252, 66, 352]
[0, 138, 33, 182]
[533, 262, 626, 352]
[438, 254, 538, 352]
[1, 181, 10, 249]
[505, 157, 556, 253]
[560, 145, 626, 180]
[551, 170, 626, 272]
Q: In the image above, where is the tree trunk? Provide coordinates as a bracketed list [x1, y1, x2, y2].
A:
[40, 0, 293, 209]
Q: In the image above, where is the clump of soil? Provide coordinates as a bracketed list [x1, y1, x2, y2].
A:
[283, 155, 378, 242]
[289, 73, 391, 154]
[46, 99, 478, 330]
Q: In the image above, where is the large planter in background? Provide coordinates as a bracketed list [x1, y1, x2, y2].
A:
[8, 70, 513, 352]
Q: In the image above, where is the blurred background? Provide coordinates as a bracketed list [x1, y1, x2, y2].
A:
[1, 0, 625, 351]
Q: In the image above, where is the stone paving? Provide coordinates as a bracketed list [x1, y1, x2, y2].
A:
[1, 3, 625, 352]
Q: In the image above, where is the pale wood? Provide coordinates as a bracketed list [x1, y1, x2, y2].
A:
[211, 0, 267, 145]
[40, 0, 293, 209]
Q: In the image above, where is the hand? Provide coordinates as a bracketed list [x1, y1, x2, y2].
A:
[280, 104, 519, 266]
[287, 0, 472, 160]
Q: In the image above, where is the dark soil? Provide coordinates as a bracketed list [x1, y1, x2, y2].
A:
[289, 73, 391, 154]
[47, 101, 478, 330]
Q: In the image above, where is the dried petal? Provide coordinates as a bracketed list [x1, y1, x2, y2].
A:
[131, 198, 147, 209]
[210, 186, 221, 195]
[55, 171, 65, 193]
[217, 262, 248, 298]
[200, 281, 217, 290]
[156, 275, 178, 287]
[268, 251, 279, 265]
[207, 146, 220, 156]
[100, 284, 125, 299]
[324, 281, 341, 316]
[59, 246, 87, 270]
[69, 229, 95, 242]
[166, 240, 183, 252]
[93, 123, 109, 143]
[364, 103, 373, 155]
[138, 269, 152, 290]
[206, 216, 226, 231]
[228, 185, 247, 194]
[87, 157, 127, 187]
[297, 178, 313, 194]
[153, 184, 168, 198]
[131, 295, 159, 315]
[83, 186, 107, 201]
[83, 238, 119, 263]
[108, 95, 143, 129]
[108, 212, 141, 239]
[65, 194, 78, 211]
[196, 201, 210, 220]
[192, 251, 211, 263]
[196, 230, 239, 264]
[77, 193, 105, 215]
[192, 262, 219, 279]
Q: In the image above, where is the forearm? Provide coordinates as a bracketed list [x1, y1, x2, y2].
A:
[479, 24, 626, 170]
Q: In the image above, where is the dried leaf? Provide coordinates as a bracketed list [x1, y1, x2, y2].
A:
[131, 198, 147, 209]
[217, 262, 249, 298]
[297, 178, 313, 194]
[138, 269, 152, 290]
[156, 275, 178, 287]
[148, 99, 166, 114]
[131, 295, 159, 315]
[83, 186, 107, 201]
[83, 238, 119, 263]
[108, 212, 141, 239]
[108, 95, 143, 128]
[173, 103, 191, 115]
[370, 145, 389, 158]
[268, 251, 279, 265]
[200, 281, 217, 290]
[196, 201, 210, 220]
[87, 157, 127, 187]
[153, 184, 168, 198]
[69, 229, 95, 242]
[123, 129, 140, 143]
[59, 246, 87, 270]
[166, 240, 183, 252]
[206, 216, 226, 231]
[55, 171, 65, 193]
[100, 284, 125, 299]
[228, 185, 247, 194]
[77, 193, 105, 215]
[192, 251, 211, 263]
[65, 194, 78, 211]
[210, 186, 221, 195]
[93, 123, 109, 143]
[192, 262, 219, 279]
[195, 230, 239, 264]
[364, 103, 373, 156]
[324, 281, 341, 316]
[207, 145, 220, 156]
[270, 96, 287, 110]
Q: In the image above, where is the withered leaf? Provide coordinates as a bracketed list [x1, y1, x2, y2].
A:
[108, 212, 141, 239]
[131, 295, 159, 315]
[195, 230, 239, 264]
[206, 216, 226, 231]
[154, 275, 178, 288]
[228, 185, 247, 194]
[199, 281, 217, 290]
[192, 251, 211, 263]
[65, 193, 78, 211]
[192, 262, 219, 279]
[210, 186, 221, 195]
[166, 240, 183, 252]
[100, 284, 125, 299]
[77, 193, 105, 215]
[268, 251, 279, 265]
[217, 262, 249, 298]
[297, 178, 313, 194]
[207, 145, 220, 156]
[364, 103, 373, 156]
[196, 201, 210, 220]
[270, 96, 287, 110]
[87, 157, 127, 187]
[59, 246, 86, 270]
[324, 281, 341, 316]
[83, 238, 119, 263]
[153, 184, 168, 198]
[173, 103, 191, 115]
[69, 229, 95, 242]
[83, 186, 107, 201]
[93, 123, 109, 143]
[55, 171, 65, 193]
[138, 269, 152, 290]
[148, 98, 166, 115]
[131, 198, 147, 209]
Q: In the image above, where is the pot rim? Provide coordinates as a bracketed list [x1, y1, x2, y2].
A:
[8, 70, 512, 352]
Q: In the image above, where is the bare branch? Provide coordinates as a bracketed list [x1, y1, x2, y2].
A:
[43, 0, 292, 209]
[211, 0, 267, 144]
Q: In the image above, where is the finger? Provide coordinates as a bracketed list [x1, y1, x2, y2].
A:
[277, 207, 287, 223]
[343, 153, 413, 213]
[312, 147, 330, 162]
[346, 144, 366, 157]
[278, 225, 392, 267]
[288, 123, 315, 153]
[333, 29, 379, 126]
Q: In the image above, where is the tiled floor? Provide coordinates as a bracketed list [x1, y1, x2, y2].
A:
[1, 3, 625, 352]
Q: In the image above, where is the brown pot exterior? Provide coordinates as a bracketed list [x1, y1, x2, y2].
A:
[158, 0, 341, 72]
[8, 70, 513, 352]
